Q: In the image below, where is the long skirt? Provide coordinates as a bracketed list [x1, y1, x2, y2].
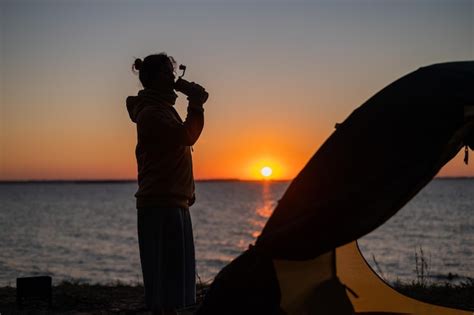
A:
[137, 207, 196, 310]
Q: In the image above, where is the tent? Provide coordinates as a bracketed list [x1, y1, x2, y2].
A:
[197, 61, 474, 315]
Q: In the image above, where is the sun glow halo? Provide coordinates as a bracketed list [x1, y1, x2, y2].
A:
[260, 166, 273, 178]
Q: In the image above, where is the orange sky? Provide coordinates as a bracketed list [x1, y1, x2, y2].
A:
[1, 2, 473, 180]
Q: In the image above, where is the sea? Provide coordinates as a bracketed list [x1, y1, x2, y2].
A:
[0, 179, 472, 287]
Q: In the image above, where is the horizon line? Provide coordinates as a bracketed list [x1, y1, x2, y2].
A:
[0, 178, 291, 184]
[0, 176, 473, 184]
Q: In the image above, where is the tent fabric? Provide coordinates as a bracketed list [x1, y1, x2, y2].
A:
[198, 242, 472, 314]
[275, 242, 471, 314]
[196, 247, 283, 315]
[198, 61, 474, 314]
[256, 61, 474, 260]
[336, 242, 471, 314]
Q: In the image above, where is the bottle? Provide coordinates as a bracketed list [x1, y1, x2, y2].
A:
[174, 77, 195, 96]
[174, 78, 209, 103]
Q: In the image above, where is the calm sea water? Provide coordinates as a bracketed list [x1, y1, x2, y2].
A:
[0, 179, 472, 286]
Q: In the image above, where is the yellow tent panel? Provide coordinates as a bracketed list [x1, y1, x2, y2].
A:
[275, 241, 471, 315]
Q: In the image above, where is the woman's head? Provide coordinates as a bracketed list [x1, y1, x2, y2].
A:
[133, 53, 177, 90]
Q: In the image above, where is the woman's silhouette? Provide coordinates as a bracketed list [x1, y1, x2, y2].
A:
[127, 53, 208, 314]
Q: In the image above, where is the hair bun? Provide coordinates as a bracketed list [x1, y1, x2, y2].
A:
[134, 58, 143, 71]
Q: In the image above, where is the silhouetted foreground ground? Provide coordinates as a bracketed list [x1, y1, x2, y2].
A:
[0, 281, 208, 314]
[0, 280, 472, 314]
[394, 279, 474, 312]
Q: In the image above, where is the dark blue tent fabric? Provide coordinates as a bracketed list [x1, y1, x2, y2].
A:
[256, 61, 474, 260]
[197, 62, 474, 315]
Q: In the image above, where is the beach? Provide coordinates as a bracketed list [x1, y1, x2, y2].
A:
[0, 179, 473, 313]
[0, 280, 473, 314]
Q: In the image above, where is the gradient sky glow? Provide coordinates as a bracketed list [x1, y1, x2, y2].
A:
[1, 0, 473, 180]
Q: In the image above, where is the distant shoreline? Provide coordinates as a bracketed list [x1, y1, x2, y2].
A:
[0, 177, 472, 184]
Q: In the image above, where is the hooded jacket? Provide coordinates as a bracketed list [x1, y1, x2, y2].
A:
[126, 88, 204, 208]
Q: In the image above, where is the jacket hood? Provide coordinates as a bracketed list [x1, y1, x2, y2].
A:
[126, 89, 178, 123]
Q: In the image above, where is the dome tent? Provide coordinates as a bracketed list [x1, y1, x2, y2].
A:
[198, 61, 474, 315]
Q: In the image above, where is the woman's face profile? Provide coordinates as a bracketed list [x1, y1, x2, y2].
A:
[150, 59, 176, 91]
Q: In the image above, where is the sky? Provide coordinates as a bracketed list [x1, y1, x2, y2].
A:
[1, 0, 473, 180]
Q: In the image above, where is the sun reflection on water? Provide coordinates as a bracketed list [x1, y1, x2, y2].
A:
[250, 181, 275, 238]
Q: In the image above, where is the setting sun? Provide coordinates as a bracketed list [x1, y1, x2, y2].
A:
[261, 166, 273, 178]
[246, 157, 287, 180]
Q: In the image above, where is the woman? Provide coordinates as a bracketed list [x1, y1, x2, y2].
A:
[126, 53, 208, 314]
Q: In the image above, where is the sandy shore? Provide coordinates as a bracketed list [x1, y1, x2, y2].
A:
[0, 280, 472, 314]
[0, 281, 208, 314]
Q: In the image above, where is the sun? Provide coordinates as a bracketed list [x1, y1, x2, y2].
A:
[249, 158, 284, 180]
[260, 166, 273, 178]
